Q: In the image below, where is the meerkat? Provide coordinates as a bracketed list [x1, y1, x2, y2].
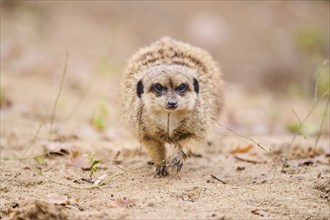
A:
[121, 37, 224, 177]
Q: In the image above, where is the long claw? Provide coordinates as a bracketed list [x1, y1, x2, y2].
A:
[155, 164, 168, 177]
[168, 151, 186, 173]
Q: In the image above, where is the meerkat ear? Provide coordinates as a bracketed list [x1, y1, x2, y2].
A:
[193, 78, 199, 94]
[136, 80, 144, 98]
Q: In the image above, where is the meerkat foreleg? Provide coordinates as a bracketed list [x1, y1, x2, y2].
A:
[168, 147, 190, 173]
[142, 138, 168, 177]
[169, 137, 201, 173]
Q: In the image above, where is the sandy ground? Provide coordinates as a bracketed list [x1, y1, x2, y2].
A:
[1, 1, 329, 220]
[1, 72, 329, 220]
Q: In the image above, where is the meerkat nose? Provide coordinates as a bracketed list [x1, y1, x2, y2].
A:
[167, 100, 178, 109]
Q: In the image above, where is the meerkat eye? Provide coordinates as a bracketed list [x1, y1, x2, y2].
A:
[153, 83, 164, 93]
[177, 83, 187, 93]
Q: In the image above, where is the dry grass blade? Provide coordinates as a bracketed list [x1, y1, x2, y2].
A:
[289, 88, 329, 148]
[314, 60, 329, 101]
[39, 170, 100, 190]
[210, 174, 226, 184]
[218, 123, 276, 182]
[48, 50, 69, 142]
[283, 84, 330, 172]
[21, 110, 48, 160]
[290, 103, 317, 147]
[314, 94, 329, 148]
[100, 164, 149, 186]
[218, 124, 270, 153]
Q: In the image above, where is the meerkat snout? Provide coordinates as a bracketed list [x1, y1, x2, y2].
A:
[167, 99, 177, 109]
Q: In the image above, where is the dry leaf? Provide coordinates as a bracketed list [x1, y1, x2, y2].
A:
[287, 155, 330, 167]
[108, 197, 134, 208]
[251, 209, 269, 217]
[42, 142, 72, 155]
[45, 193, 68, 205]
[234, 153, 264, 164]
[314, 155, 330, 165]
[70, 148, 80, 159]
[230, 145, 253, 154]
[210, 174, 227, 184]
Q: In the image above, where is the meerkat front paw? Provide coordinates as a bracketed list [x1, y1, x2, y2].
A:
[155, 164, 168, 177]
[169, 157, 183, 173]
[168, 150, 187, 173]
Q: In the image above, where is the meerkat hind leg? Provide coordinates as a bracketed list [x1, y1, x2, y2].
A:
[142, 138, 168, 177]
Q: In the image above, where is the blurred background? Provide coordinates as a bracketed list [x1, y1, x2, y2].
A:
[2, 1, 329, 93]
[1, 1, 329, 138]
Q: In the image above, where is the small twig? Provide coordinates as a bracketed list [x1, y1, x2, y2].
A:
[100, 164, 148, 186]
[210, 174, 226, 184]
[218, 124, 270, 153]
[289, 88, 330, 148]
[48, 50, 69, 141]
[283, 72, 330, 171]
[41, 163, 148, 189]
[289, 109, 304, 147]
[314, 95, 330, 148]
[114, 163, 149, 174]
[314, 60, 329, 101]
[114, 164, 131, 172]
[105, 163, 152, 185]
[291, 109, 302, 124]
[41, 172, 100, 190]
[33, 164, 100, 190]
[22, 110, 48, 159]
[218, 123, 276, 183]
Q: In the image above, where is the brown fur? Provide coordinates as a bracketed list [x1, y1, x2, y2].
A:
[121, 37, 224, 176]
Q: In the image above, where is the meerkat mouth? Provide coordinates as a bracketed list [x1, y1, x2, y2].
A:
[165, 107, 178, 111]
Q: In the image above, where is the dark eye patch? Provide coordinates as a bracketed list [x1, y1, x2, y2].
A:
[137, 80, 144, 98]
[193, 77, 199, 94]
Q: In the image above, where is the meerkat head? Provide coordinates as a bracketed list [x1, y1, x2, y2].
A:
[136, 65, 199, 113]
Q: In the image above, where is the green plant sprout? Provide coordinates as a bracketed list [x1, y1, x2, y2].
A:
[35, 155, 46, 165]
[87, 153, 102, 181]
